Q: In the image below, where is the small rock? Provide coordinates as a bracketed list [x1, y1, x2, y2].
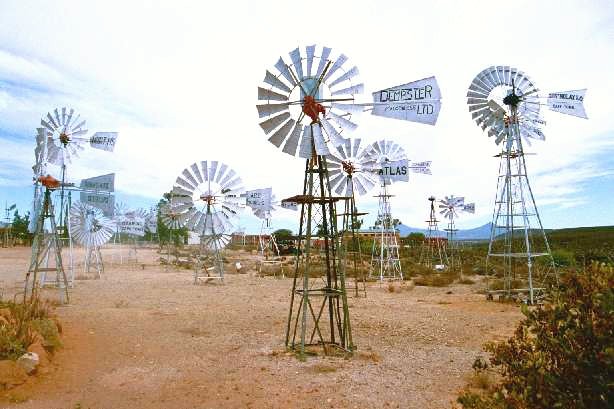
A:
[0, 360, 28, 389]
[27, 342, 49, 366]
[17, 352, 39, 374]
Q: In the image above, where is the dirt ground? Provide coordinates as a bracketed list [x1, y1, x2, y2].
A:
[0, 245, 522, 409]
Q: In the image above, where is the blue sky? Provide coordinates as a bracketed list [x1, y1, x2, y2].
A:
[1, 0, 613, 233]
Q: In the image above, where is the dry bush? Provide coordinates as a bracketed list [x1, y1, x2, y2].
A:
[414, 273, 455, 287]
[0, 298, 61, 360]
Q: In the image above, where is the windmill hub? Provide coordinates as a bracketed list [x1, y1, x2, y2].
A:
[199, 193, 217, 205]
[59, 132, 70, 146]
[503, 91, 521, 108]
[341, 160, 355, 175]
[302, 95, 326, 124]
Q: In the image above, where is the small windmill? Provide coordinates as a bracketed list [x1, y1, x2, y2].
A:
[257, 44, 441, 358]
[365, 139, 432, 282]
[327, 138, 377, 297]
[467, 65, 587, 304]
[69, 202, 115, 278]
[171, 161, 245, 283]
[2, 202, 16, 247]
[244, 188, 287, 277]
[159, 187, 187, 265]
[438, 195, 474, 270]
[419, 196, 448, 270]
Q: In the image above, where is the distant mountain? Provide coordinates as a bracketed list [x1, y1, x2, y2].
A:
[396, 222, 501, 241]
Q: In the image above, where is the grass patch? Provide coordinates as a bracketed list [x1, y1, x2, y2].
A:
[414, 273, 455, 287]
[0, 298, 61, 360]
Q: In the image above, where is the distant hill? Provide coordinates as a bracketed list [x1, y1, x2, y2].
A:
[396, 222, 500, 240]
[396, 223, 614, 247]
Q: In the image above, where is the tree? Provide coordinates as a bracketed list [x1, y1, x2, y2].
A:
[273, 228, 293, 242]
[11, 210, 33, 244]
[458, 262, 614, 409]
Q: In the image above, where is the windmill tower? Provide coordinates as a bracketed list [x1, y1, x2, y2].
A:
[366, 140, 432, 282]
[467, 66, 587, 304]
[419, 196, 448, 270]
[327, 138, 378, 297]
[171, 161, 245, 283]
[438, 195, 475, 270]
[25, 175, 70, 304]
[69, 202, 115, 278]
[257, 44, 441, 358]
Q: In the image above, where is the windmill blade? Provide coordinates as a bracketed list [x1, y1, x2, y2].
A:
[331, 83, 364, 96]
[263, 70, 292, 93]
[258, 87, 289, 102]
[289, 47, 304, 81]
[298, 126, 313, 159]
[326, 110, 358, 132]
[256, 103, 290, 118]
[268, 119, 296, 148]
[315, 46, 332, 79]
[281, 122, 303, 156]
[323, 53, 348, 83]
[320, 117, 346, 147]
[312, 124, 329, 156]
[259, 112, 291, 135]
[547, 89, 587, 119]
[274, 57, 297, 87]
[329, 66, 359, 89]
[305, 45, 315, 77]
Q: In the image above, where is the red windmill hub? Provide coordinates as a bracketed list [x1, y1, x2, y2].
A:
[302, 95, 326, 124]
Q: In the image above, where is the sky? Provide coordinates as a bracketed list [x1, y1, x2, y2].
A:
[0, 0, 613, 233]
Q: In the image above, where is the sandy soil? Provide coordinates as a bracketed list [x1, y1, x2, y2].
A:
[0, 245, 521, 409]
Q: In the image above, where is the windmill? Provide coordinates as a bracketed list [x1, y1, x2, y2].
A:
[419, 196, 448, 271]
[171, 161, 245, 283]
[159, 188, 186, 266]
[467, 66, 587, 304]
[36, 108, 117, 235]
[118, 207, 148, 265]
[257, 44, 441, 358]
[438, 195, 475, 270]
[365, 139, 432, 282]
[327, 138, 377, 297]
[69, 202, 115, 278]
[2, 202, 16, 247]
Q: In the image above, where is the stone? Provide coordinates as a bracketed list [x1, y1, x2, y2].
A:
[16, 352, 39, 375]
[27, 342, 49, 366]
[0, 360, 28, 389]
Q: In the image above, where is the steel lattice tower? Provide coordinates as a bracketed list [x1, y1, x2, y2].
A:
[25, 184, 70, 304]
[285, 131, 353, 359]
[370, 183, 402, 281]
[487, 108, 556, 304]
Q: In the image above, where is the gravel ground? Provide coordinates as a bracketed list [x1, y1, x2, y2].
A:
[0, 246, 521, 409]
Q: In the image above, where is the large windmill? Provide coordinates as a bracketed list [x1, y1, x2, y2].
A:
[257, 44, 441, 358]
[171, 161, 245, 283]
[467, 66, 587, 304]
[327, 138, 377, 297]
[365, 139, 432, 282]
[69, 202, 115, 278]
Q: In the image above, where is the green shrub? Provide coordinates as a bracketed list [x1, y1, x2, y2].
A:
[458, 262, 614, 409]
